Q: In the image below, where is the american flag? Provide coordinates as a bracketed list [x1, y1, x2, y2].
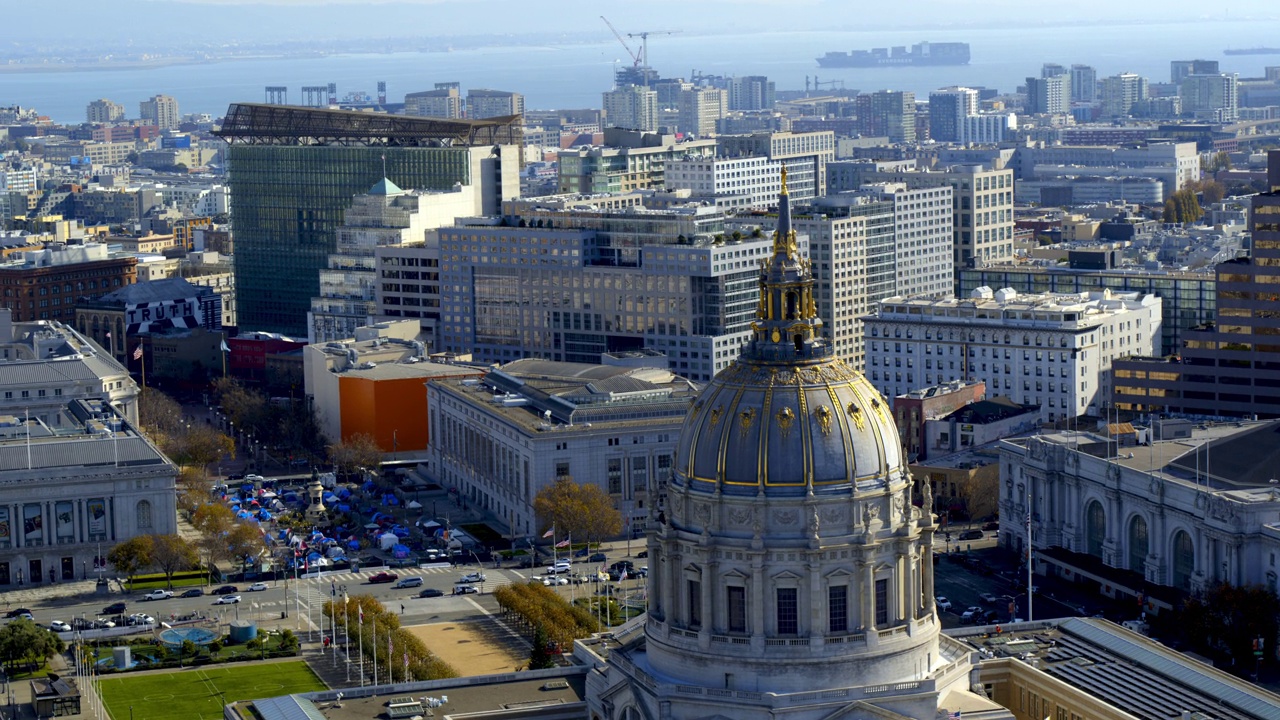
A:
[555, 539, 570, 548]
[132, 345, 143, 360]
[358, 605, 364, 624]
[948, 712, 962, 720]
[542, 527, 554, 538]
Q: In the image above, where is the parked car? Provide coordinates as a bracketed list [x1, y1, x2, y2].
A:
[127, 613, 155, 626]
[4, 608, 32, 619]
[93, 619, 116, 629]
[368, 572, 399, 584]
[635, 550, 648, 559]
[459, 572, 486, 583]
[935, 596, 953, 612]
[394, 577, 423, 589]
[180, 588, 204, 598]
[542, 576, 569, 586]
[143, 590, 173, 601]
[246, 582, 269, 592]
[960, 607, 985, 624]
[213, 585, 238, 595]
[610, 560, 634, 571]
[545, 564, 570, 575]
[979, 593, 1000, 605]
[48, 621, 71, 633]
[4, 612, 32, 622]
[958, 529, 984, 541]
[982, 521, 1000, 531]
[452, 585, 479, 595]
[214, 595, 241, 605]
[418, 588, 444, 598]
[573, 547, 589, 558]
[102, 602, 127, 615]
[588, 552, 608, 563]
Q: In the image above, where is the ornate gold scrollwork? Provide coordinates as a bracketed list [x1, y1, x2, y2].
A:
[846, 402, 866, 431]
[738, 407, 757, 438]
[814, 405, 832, 436]
[776, 406, 795, 440]
[709, 405, 723, 427]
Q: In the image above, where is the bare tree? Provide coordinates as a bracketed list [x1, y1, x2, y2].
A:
[149, 534, 198, 588]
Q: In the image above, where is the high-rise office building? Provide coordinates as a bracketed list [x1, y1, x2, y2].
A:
[215, 103, 521, 335]
[855, 90, 916, 144]
[1113, 150, 1280, 419]
[1171, 59, 1220, 85]
[1099, 73, 1147, 118]
[437, 195, 768, 382]
[1070, 64, 1098, 103]
[928, 87, 978, 143]
[86, 98, 125, 124]
[728, 75, 776, 111]
[1180, 73, 1239, 122]
[603, 85, 659, 132]
[403, 85, 462, 118]
[676, 86, 727, 138]
[558, 128, 716, 194]
[718, 131, 836, 197]
[465, 89, 524, 119]
[1025, 75, 1068, 114]
[139, 94, 180, 130]
[1041, 63, 1068, 78]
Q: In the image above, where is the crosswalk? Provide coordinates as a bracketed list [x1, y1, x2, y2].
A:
[298, 564, 522, 587]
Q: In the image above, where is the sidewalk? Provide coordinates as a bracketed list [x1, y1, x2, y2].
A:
[0, 577, 125, 608]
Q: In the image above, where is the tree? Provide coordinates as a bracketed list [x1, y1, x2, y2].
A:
[328, 433, 383, 476]
[953, 467, 999, 521]
[170, 426, 234, 477]
[191, 503, 236, 571]
[0, 620, 63, 671]
[175, 467, 208, 515]
[528, 625, 556, 670]
[533, 477, 623, 546]
[1176, 582, 1280, 671]
[225, 522, 266, 572]
[149, 534, 198, 588]
[138, 387, 184, 438]
[108, 536, 154, 583]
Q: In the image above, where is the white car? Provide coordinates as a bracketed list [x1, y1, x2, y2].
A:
[542, 576, 569, 586]
[214, 594, 241, 605]
[935, 596, 953, 612]
[459, 572, 486, 583]
[128, 613, 155, 626]
[49, 621, 71, 632]
[143, 590, 173, 601]
[94, 619, 115, 629]
[246, 582, 269, 592]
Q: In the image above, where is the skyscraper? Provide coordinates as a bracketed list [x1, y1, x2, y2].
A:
[1180, 72, 1239, 122]
[676, 86, 727, 138]
[603, 85, 659, 132]
[139, 94, 180, 130]
[1171, 59, 1220, 85]
[215, 103, 521, 335]
[403, 85, 462, 118]
[728, 75, 776, 111]
[1070, 64, 1098, 103]
[1099, 73, 1147, 118]
[855, 90, 916, 144]
[928, 86, 978, 143]
[1025, 74, 1068, 114]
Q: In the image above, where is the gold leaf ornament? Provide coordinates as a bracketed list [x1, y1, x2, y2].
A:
[776, 406, 795, 440]
[814, 404, 832, 436]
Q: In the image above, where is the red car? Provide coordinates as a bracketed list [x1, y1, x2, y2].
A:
[368, 572, 399, 584]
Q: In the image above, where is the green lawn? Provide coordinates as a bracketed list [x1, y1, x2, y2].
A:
[97, 661, 325, 720]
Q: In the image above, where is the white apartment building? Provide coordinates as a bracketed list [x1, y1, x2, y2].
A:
[676, 86, 726, 138]
[664, 155, 783, 210]
[959, 113, 1018, 144]
[863, 287, 1162, 422]
[718, 131, 836, 197]
[139, 95, 180, 130]
[1012, 141, 1199, 193]
[857, 183, 955, 299]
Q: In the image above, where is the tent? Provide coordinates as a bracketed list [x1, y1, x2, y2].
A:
[407, 500, 422, 510]
[325, 546, 346, 559]
[378, 532, 399, 551]
[391, 543, 411, 559]
[347, 540, 361, 550]
[417, 520, 441, 531]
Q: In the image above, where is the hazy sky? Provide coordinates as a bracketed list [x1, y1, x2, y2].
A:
[4, 0, 1277, 44]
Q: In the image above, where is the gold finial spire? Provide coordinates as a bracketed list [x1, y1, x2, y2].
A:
[780, 166, 788, 196]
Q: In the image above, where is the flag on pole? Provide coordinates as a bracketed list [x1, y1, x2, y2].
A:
[542, 527, 555, 539]
[555, 539, 570, 548]
[104, 332, 111, 339]
[220, 340, 231, 353]
[359, 605, 364, 625]
[344, 591, 349, 607]
[619, 569, 627, 582]
[132, 345, 143, 360]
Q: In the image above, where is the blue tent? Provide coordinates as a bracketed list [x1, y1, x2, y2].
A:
[237, 511, 251, 519]
[258, 510, 272, 521]
[392, 526, 410, 538]
[307, 551, 323, 562]
[347, 540, 361, 550]
[391, 543, 411, 559]
[362, 480, 376, 492]
[337, 503, 351, 512]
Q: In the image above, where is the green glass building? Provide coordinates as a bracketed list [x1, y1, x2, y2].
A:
[216, 104, 521, 335]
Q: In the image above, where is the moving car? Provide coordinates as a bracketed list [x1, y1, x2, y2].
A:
[979, 593, 1000, 605]
[545, 564, 570, 575]
[635, 550, 648, 559]
[935, 597, 952, 612]
[93, 619, 115, 629]
[459, 572, 486, 584]
[181, 588, 204, 598]
[958, 529, 984, 541]
[49, 621, 71, 632]
[247, 582, 269, 592]
[418, 588, 443, 598]
[4, 608, 31, 619]
[102, 602, 127, 615]
[588, 552, 607, 563]
[368, 572, 399, 584]
[394, 577, 424, 589]
[542, 576, 569, 586]
[214, 594, 241, 605]
[982, 521, 1000, 531]
[143, 590, 173, 601]
[452, 584, 479, 595]
[960, 607, 985, 624]
[212, 585, 238, 595]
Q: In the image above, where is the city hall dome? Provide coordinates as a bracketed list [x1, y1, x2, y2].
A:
[671, 173, 905, 498]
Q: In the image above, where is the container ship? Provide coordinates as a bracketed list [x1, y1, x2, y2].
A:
[817, 41, 970, 68]
[1224, 47, 1280, 56]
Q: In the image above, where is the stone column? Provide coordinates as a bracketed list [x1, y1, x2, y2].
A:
[861, 554, 875, 630]
[699, 559, 714, 646]
[809, 556, 824, 642]
[922, 533, 935, 614]
[750, 555, 765, 647]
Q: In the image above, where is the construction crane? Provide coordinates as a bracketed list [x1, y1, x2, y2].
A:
[626, 29, 680, 72]
[600, 16, 641, 69]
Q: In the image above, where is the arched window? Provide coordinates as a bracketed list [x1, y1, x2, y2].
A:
[136, 500, 153, 530]
[1171, 531, 1194, 591]
[1128, 515, 1148, 575]
[1085, 500, 1106, 558]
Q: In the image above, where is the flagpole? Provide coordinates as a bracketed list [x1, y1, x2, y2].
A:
[372, 615, 378, 686]
[359, 606, 364, 687]
[388, 629, 394, 684]
[139, 344, 146, 388]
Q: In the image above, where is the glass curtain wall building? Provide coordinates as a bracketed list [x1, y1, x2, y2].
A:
[216, 104, 521, 335]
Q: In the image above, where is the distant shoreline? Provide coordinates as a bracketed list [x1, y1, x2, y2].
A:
[0, 53, 339, 74]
